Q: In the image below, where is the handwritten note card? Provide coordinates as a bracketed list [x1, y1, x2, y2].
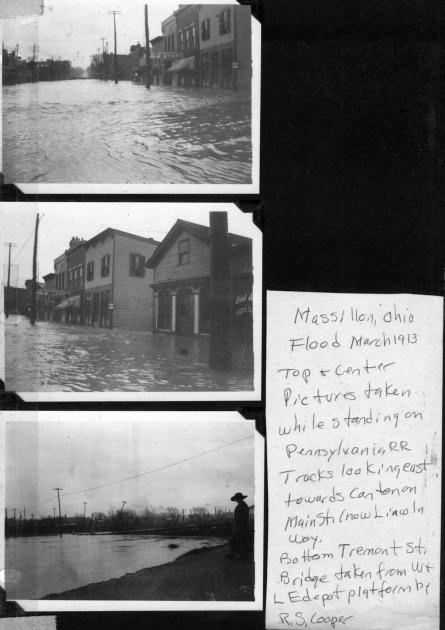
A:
[266, 292, 442, 630]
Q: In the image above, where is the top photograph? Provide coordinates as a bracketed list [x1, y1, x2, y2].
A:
[1, 1, 260, 195]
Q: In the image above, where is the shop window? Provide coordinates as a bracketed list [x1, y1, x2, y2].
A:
[86, 260, 94, 281]
[158, 290, 172, 329]
[219, 9, 231, 35]
[201, 18, 210, 41]
[178, 239, 190, 265]
[101, 254, 110, 278]
[129, 253, 145, 277]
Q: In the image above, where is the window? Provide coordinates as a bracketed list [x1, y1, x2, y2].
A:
[86, 260, 94, 281]
[191, 24, 196, 47]
[129, 253, 145, 277]
[178, 239, 190, 265]
[101, 254, 110, 278]
[171, 33, 175, 51]
[185, 28, 190, 50]
[201, 18, 210, 41]
[179, 31, 184, 52]
[219, 9, 231, 35]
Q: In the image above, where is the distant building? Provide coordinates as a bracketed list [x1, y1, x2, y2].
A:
[83, 228, 159, 330]
[146, 219, 252, 339]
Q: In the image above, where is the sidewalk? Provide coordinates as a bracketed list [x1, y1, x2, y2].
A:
[44, 545, 255, 601]
[3, 316, 253, 393]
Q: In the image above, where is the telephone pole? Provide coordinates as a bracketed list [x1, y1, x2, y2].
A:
[108, 10, 120, 84]
[3, 241, 16, 318]
[145, 4, 150, 89]
[30, 213, 40, 325]
[53, 488, 63, 537]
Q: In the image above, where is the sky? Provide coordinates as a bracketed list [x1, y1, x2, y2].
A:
[2, 0, 237, 69]
[2, 0, 182, 68]
[5, 412, 256, 518]
[0, 202, 255, 287]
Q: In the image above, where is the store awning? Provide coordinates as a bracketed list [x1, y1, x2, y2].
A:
[167, 56, 195, 73]
[55, 295, 80, 310]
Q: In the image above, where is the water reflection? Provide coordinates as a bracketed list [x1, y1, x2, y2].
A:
[6, 534, 224, 599]
[2, 80, 252, 184]
[4, 316, 253, 392]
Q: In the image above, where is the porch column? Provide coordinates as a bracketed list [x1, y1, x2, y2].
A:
[171, 293, 176, 332]
[193, 291, 199, 335]
[154, 293, 159, 331]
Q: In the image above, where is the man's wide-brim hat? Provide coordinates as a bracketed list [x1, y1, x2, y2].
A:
[231, 492, 247, 501]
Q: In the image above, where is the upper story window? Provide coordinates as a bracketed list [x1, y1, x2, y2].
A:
[179, 31, 184, 52]
[201, 18, 210, 41]
[129, 253, 145, 277]
[86, 260, 94, 281]
[171, 33, 175, 51]
[219, 9, 231, 35]
[101, 254, 110, 278]
[191, 24, 196, 47]
[178, 238, 190, 265]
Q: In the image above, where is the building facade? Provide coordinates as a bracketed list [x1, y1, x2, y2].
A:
[198, 4, 251, 90]
[146, 219, 252, 339]
[168, 5, 201, 87]
[161, 13, 178, 85]
[83, 228, 159, 330]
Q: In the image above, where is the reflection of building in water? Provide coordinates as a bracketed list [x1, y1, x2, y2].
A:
[146, 218, 252, 343]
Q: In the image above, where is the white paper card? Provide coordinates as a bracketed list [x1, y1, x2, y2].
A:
[266, 291, 442, 630]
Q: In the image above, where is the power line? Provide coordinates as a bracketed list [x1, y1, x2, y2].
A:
[28, 434, 252, 513]
[12, 213, 44, 266]
[61, 434, 252, 498]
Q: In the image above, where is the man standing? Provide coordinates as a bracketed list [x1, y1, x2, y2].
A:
[228, 491, 251, 559]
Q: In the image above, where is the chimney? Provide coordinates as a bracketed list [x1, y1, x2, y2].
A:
[209, 212, 232, 370]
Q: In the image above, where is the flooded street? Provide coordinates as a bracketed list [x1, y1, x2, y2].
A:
[3, 316, 253, 392]
[5, 534, 224, 599]
[2, 80, 252, 184]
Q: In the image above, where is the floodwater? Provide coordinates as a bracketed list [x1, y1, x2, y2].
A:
[5, 533, 225, 599]
[3, 316, 253, 392]
[2, 80, 252, 184]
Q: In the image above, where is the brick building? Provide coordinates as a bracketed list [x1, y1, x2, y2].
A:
[167, 5, 201, 87]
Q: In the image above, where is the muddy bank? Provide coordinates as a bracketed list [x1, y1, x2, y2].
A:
[44, 545, 254, 601]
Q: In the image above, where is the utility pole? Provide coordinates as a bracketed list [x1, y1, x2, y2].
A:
[117, 500, 126, 529]
[3, 241, 16, 318]
[108, 10, 120, 84]
[144, 4, 150, 89]
[53, 487, 63, 537]
[23, 507, 26, 520]
[53, 507, 56, 518]
[83, 502, 87, 532]
[100, 37, 106, 80]
[30, 213, 40, 325]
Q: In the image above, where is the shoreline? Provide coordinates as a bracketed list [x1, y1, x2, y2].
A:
[43, 544, 254, 601]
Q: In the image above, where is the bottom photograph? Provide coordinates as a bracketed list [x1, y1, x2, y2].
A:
[1, 411, 263, 612]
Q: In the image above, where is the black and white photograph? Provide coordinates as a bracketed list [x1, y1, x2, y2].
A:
[1, 1, 260, 194]
[0, 203, 261, 400]
[2, 411, 263, 610]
